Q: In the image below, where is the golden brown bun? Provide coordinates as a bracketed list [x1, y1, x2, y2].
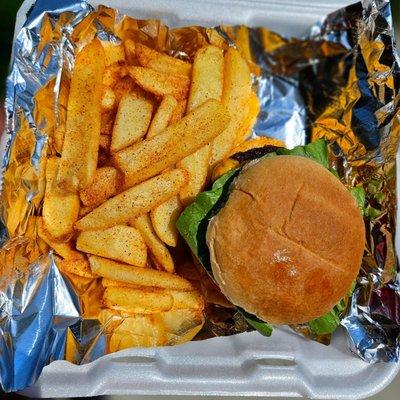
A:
[206, 155, 365, 325]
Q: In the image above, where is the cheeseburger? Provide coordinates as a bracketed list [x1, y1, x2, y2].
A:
[177, 140, 365, 334]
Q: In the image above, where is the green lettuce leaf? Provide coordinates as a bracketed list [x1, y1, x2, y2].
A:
[349, 186, 366, 216]
[276, 139, 329, 169]
[176, 169, 239, 270]
[307, 281, 356, 335]
[240, 309, 273, 337]
[308, 310, 341, 335]
[366, 205, 382, 219]
[307, 302, 344, 335]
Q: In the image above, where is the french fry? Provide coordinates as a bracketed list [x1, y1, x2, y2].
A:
[235, 26, 252, 64]
[57, 39, 106, 192]
[132, 214, 175, 273]
[135, 43, 192, 77]
[169, 100, 187, 124]
[102, 279, 203, 310]
[146, 94, 182, 248]
[79, 205, 94, 218]
[57, 256, 94, 278]
[43, 157, 80, 240]
[37, 217, 83, 260]
[176, 46, 224, 204]
[89, 256, 194, 290]
[113, 99, 230, 188]
[123, 39, 136, 64]
[211, 48, 252, 166]
[187, 46, 224, 111]
[178, 144, 211, 206]
[77, 225, 147, 267]
[234, 91, 260, 144]
[103, 286, 173, 314]
[79, 167, 121, 208]
[147, 95, 178, 138]
[101, 41, 126, 66]
[101, 278, 135, 288]
[170, 290, 204, 310]
[128, 66, 190, 100]
[111, 92, 153, 152]
[150, 195, 181, 247]
[101, 86, 117, 110]
[113, 76, 136, 101]
[103, 279, 202, 314]
[103, 64, 127, 87]
[53, 73, 70, 153]
[113, 132, 170, 187]
[75, 168, 188, 230]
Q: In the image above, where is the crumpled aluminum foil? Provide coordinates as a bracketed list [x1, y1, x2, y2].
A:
[1, 0, 399, 392]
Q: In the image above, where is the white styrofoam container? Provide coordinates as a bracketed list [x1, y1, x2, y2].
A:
[13, 0, 400, 398]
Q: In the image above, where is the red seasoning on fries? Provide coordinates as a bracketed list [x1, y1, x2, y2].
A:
[24, 22, 261, 352]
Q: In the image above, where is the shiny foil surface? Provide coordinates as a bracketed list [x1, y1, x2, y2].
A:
[1, 0, 399, 392]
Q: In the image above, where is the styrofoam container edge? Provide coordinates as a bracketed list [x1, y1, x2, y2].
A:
[9, 0, 400, 398]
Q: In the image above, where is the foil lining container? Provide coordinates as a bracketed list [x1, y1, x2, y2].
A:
[1, 0, 399, 392]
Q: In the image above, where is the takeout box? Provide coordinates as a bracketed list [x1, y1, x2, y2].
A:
[5, 0, 400, 398]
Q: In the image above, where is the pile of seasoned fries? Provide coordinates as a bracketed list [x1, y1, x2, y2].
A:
[36, 25, 261, 350]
